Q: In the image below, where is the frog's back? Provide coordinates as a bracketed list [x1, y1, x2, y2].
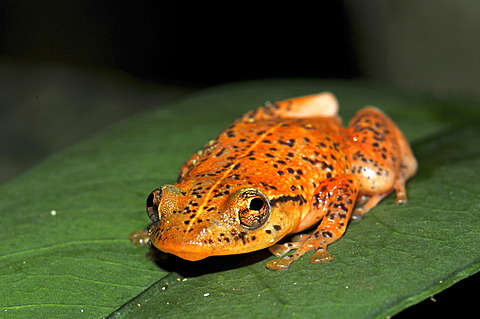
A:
[178, 108, 350, 200]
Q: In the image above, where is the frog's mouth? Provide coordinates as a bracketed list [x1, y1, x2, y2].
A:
[157, 242, 216, 261]
[157, 242, 268, 262]
[154, 233, 243, 261]
[153, 225, 282, 262]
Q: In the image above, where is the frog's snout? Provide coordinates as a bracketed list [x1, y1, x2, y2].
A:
[146, 188, 162, 225]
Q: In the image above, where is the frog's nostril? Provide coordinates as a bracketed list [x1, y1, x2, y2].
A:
[146, 188, 162, 224]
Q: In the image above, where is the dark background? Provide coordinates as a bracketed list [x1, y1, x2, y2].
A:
[0, 2, 358, 86]
[0, 1, 478, 317]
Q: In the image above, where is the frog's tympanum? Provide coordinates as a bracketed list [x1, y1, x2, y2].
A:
[130, 93, 417, 270]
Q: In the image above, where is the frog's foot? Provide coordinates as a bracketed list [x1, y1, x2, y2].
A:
[394, 178, 408, 204]
[266, 250, 333, 270]
[129, 230, 150, 246]
[309, 247, 334, 263]
[266, 235, 316, 270]
[353, 178, 410, 220]
[352, 193, 388, 220]
[266, 238, 333, 270]
[265, 256, 295, 271]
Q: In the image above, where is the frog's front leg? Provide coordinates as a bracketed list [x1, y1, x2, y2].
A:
[268, 234, 309, 257]
[266, 175, 359, 270]
[348, 107, 417, 219]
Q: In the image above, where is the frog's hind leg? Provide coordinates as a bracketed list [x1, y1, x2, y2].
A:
[246, 92, 339, 122]
[347, 107, 417, 219]
[274, 92, 339, 118]
[266, 175, 359, 270]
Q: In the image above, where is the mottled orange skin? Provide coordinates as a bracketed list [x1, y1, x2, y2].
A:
[133, 93, 417, 270]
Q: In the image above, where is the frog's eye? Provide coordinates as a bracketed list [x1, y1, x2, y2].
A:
[146, 188, 162, 225]
[237, 189, 271, 230]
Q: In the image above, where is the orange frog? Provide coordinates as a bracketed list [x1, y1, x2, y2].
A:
[130, 93, 417, 270]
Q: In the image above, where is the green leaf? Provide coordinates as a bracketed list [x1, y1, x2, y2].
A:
[1, 79, 479, 318]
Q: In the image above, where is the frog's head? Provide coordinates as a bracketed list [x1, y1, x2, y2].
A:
[145, 184, 293, 261]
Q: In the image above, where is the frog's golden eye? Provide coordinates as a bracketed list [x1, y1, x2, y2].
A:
[237, 189, 271, 230]
[146, 188, 162, 225]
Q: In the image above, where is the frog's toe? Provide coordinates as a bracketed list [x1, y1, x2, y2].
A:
[266, 257, 293, 270]
[310, 248, 334, 263]
[394, 180, 409, 204]
[129, 230, 150, 246]
[353, 193, 388, 220]
[352, 208, 365, 220]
